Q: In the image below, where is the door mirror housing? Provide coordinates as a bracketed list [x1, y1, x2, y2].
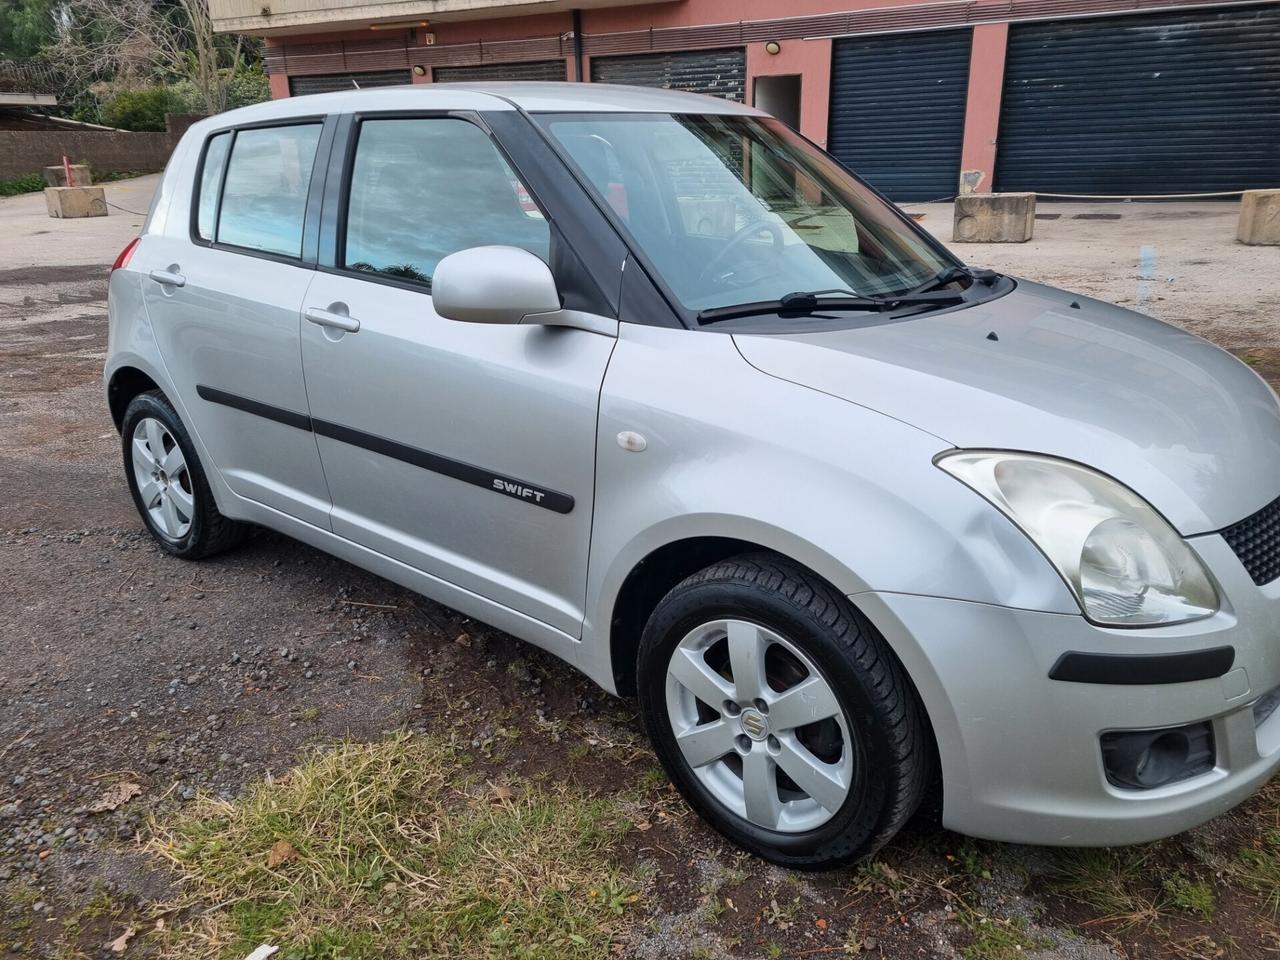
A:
[432, 246, 561, 325]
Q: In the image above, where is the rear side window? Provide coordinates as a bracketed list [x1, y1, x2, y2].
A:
[195, 132, 231, 241]
[210, 124, 322, 258]
[343, 118, 549, 285]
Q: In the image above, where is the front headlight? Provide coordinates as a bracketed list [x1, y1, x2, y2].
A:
[937, 451, 1218, 626]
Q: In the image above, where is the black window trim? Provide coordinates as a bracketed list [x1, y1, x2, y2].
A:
[319, 108, 557, 297]
[187, 114, 335, 269]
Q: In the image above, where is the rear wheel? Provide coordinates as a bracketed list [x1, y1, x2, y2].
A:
[121, 391, 245, 560]
[637, 554, 929, 869]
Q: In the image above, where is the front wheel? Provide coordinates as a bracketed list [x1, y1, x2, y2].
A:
[637, 554, 930, 869]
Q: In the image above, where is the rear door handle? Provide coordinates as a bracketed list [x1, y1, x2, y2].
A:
[304, 306, 360, 334]
[149, 269, 186, 288]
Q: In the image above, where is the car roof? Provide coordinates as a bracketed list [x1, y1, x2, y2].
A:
[438, 81, 764, 115]
[194, 81, 763, 133]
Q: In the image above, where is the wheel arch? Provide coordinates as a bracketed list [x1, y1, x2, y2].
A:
[107, 365, 162, 431]
[606, 533, 942, 803]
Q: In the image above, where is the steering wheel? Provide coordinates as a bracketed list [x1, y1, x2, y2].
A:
[697, 218, 785, 286]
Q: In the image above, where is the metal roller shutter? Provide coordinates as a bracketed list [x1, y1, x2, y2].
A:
[996, 6, 1280, 195]
[828, 30, 972, 202]
[288, 70, 410, 96]
[434, 60, 567, 83]
[590, 48, 746, 101]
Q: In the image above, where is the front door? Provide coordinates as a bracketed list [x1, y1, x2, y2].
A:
[139, 121, 332, 528]
[300, 115, 614, 637]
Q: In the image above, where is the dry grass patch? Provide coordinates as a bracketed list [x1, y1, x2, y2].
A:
[1043, 847, 1158, 925]
[146, 732, 639, 959]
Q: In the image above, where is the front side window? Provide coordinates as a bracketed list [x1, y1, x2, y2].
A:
[541, 113, 956, 313]
[216, 124, 322, 257]
[344, 117, 550, 286]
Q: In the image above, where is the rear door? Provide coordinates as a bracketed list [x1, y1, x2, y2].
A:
[137, 119, 334, 528]
[299, 112, 617, 637]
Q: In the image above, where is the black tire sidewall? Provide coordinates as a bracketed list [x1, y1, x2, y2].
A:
[120, 392, 212, 559]
[639, 579, 903, 868]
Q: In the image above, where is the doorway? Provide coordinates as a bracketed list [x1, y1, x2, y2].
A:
[753, 74, 801, 130]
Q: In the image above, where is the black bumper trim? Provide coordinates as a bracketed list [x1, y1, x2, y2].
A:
[1049, 646, 1235, 685]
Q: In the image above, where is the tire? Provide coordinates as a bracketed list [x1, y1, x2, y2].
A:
[637, 553, 930, 869]
[120, 390, 246, 560]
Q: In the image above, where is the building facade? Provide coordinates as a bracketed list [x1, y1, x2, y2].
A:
[211, 0, 1280, 200]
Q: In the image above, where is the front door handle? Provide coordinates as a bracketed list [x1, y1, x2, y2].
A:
[304, 306, 360, 334]
[149, 268, 186, 288]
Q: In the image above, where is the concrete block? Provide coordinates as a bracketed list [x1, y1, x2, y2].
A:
[1237, 190, 1280, 246]
[44, 186, 107, 219]
[42, 164, 92, 187]
[953, 192, 1035, 243]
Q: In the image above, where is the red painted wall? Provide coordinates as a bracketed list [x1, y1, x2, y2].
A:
[959, 22, 1009, 194]
[745, 38, 832, 149]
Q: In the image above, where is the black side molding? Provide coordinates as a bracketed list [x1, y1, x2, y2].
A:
[312, 418, 574, 515]
[1049, 646, 1235, 685]
[194, 385, 573, 514]
[196, 385, 313, 432]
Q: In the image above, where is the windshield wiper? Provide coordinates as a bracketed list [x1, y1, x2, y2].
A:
[697, 291, 887, 325]
[900, 265, 999, 298]
[696, 286, 966, 325]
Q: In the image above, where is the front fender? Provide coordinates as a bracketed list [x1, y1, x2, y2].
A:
[580, 323, 1077, 690]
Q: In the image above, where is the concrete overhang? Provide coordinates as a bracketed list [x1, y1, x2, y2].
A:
[211, 0, 671, 36]
[0, 92, 58, 107]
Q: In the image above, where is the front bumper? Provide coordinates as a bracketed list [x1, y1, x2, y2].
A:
[855, 534, 1280, 846]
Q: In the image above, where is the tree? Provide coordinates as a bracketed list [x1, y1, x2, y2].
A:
[52, 0, 253, 115]
[0, 0, 59, 60]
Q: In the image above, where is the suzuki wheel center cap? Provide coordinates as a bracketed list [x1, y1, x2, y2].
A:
[739, 708, 769, 741]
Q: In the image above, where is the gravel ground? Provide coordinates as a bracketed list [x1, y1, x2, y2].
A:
[2, 179, 1278, 958]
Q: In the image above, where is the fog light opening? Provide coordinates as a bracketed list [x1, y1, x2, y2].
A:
[1134, 731, 1190, 787]
[1101, 721, 1214, 791]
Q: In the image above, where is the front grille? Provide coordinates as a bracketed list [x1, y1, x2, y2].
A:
[1221, 495, 1280, 586]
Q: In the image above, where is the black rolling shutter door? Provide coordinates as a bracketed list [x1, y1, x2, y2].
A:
[996, 6, 1280, 195]
[590, 48, 746, 101]
[433, 61, 567, 83]
[828, 29, 972, 202]
[287, 70, 411, 96]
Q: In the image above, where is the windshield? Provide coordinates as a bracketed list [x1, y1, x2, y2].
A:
[539, 113, 957, 313]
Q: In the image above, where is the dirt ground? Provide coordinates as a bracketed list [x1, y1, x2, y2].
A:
[2, 178, 1279, 959]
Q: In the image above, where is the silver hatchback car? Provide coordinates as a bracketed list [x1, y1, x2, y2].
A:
[105, 82, 1280, 868]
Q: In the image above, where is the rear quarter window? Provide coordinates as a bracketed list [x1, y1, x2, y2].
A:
[194, 132, 231, 241]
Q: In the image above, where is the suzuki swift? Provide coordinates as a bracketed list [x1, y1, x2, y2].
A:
[105, 82, 1280, 868]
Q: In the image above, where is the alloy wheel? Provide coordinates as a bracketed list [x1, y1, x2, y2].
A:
[665, 618, 854, 833]
[130, 417, 194, 540]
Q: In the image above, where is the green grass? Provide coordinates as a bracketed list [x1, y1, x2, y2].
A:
[956, 908, 1052, 960]
[1161, 874, 1216, 920]
[0, 174, 45, 197]
[1231, 829, 1280, 916]
[637, 765, 668, 790]
[147, 732, 639, 959]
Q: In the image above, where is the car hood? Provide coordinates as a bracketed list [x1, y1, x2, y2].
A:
[734, 280, 1280, 535]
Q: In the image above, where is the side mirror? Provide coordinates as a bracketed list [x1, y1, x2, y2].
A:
[432, 246, 560, 325]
